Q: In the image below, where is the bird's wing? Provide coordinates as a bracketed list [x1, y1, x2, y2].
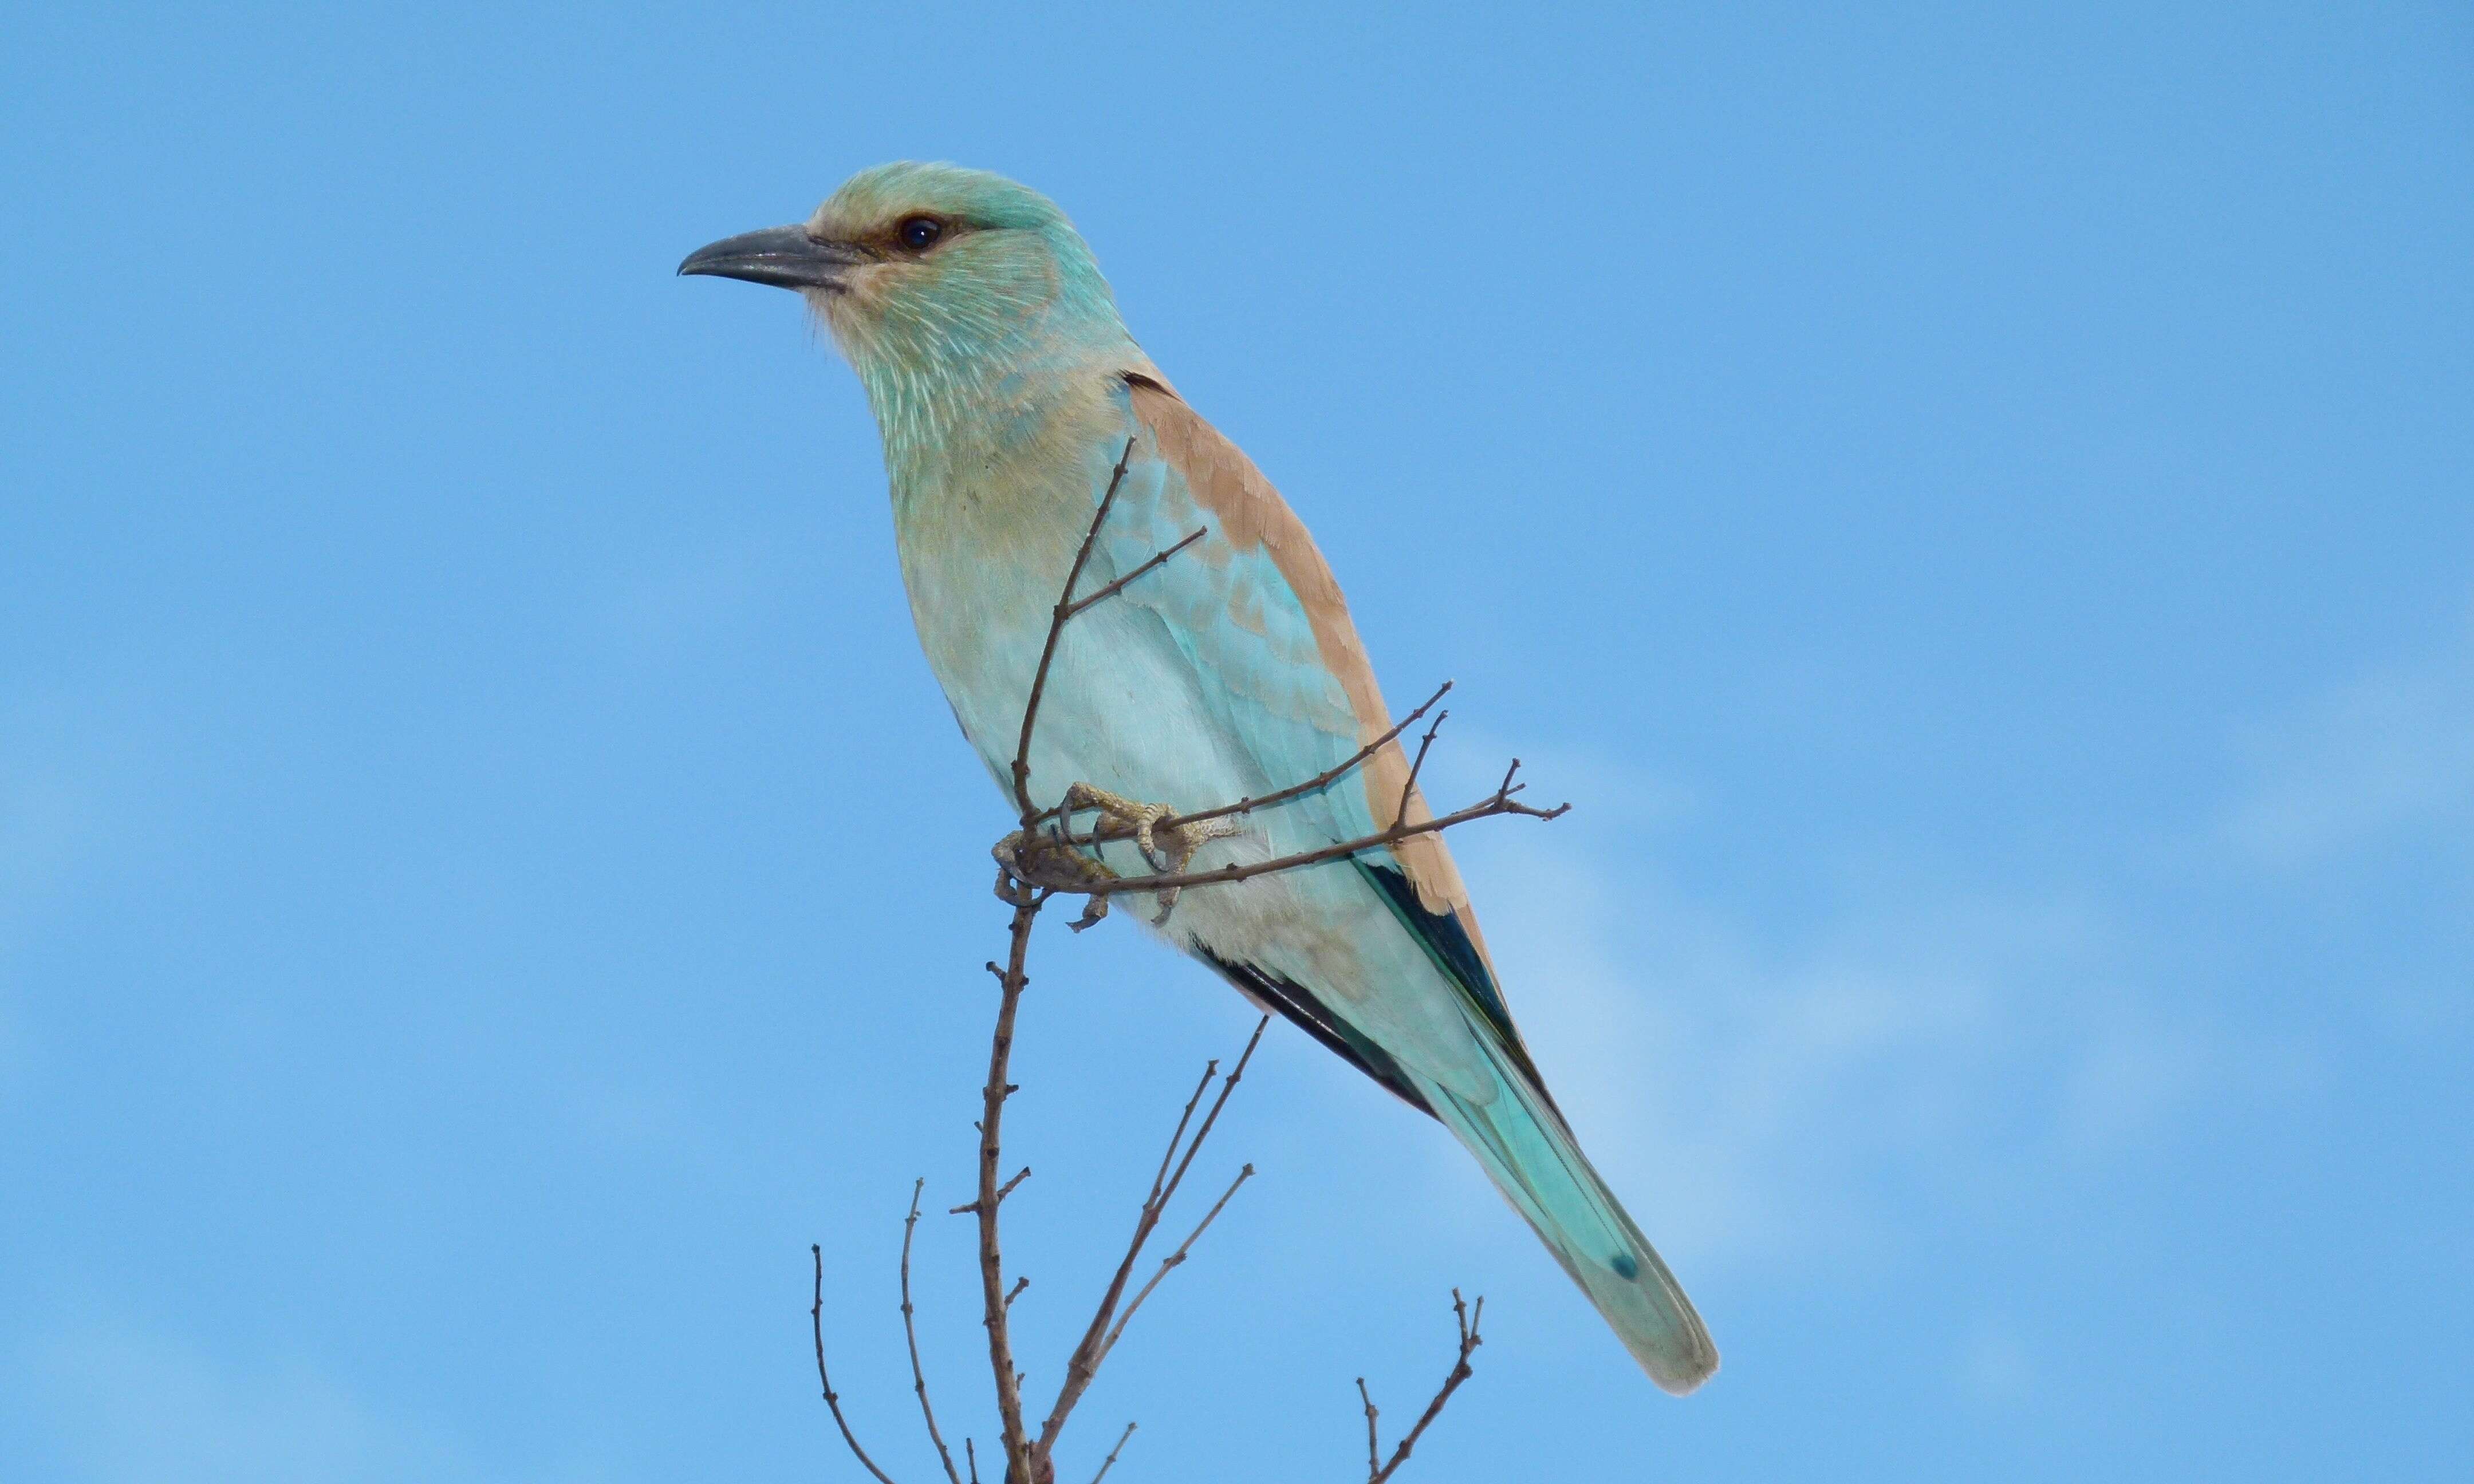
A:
[1102, 373, 1546, 1094]
[1084, 376, 1717, 1390]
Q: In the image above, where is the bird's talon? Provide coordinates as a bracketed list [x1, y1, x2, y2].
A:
[1148, 886, 1183, 927]
[1049, 783, 1250, 928]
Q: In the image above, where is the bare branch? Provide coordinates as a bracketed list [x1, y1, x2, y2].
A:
[1089, 1422, 1137, 1484]
[1365, 1291, 1486, 1483]
[811, 1244, 903, 1484]
[1020, 775, 1568, 905]
[950, 1164, 1030, 1218]
[1063, 529, 1206, 620]
[965, 1439, 980, 1484]
[974, 902, 1042, 1481]
[1356, 1378, 1380, 1483]
[1098, 1162, 1254, 1361]
[1118, 780, 1565, 897]
[1146, 1059, 1219, 1207]
[1393, 704, 1449, 834]
[1067, 680, 1453, 843]
[1011, 439, 1139, 820]
[1030, 1017, 1270, 1466]
[898, 1181, 966, 1484]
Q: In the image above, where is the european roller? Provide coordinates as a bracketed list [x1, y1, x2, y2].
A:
[682, 162, 1717, 1393]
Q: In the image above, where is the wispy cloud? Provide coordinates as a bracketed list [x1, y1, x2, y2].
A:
[1425, 684, 2347, 1277]
[1450, 836, 2252, 1272]
[2221, 604, 2474, 870]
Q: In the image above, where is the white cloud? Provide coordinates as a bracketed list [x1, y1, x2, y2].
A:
[1452, 837, 2153, 1271]
[1405, 609, 2472, 1280]
[2051, 1009, 2314, 1155]
[2221, 605, 2474, 869]
[1428, 721, 2331, 1276]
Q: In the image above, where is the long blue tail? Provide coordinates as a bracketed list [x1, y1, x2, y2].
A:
[1415, 1017, 1718, 1394]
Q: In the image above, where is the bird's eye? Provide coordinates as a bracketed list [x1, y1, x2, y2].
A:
[898, 216, 945, 251]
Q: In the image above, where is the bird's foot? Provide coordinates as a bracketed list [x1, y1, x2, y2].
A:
[991, 787, 1243, 930]
[991, 824, 1121, 929]
[1058, 784, 1241, 926]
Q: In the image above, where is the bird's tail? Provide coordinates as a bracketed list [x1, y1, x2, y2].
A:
[1416, 1020, 1718, 1394]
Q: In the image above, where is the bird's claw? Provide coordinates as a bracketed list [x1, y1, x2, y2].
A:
[1059, 784, 1242, 925]
[1062, 784, 1177, 869]
[991, 827, 1118, 922]
[991, 786, 1243, 929]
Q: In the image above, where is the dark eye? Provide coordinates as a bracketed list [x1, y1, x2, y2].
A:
[898, 215, 944, 250]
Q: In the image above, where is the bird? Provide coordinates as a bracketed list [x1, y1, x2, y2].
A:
[681, 162, 1717, 1393]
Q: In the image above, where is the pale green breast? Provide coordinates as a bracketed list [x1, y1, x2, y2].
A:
[880, 368, 1141, 780]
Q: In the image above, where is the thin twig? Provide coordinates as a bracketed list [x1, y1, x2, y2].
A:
[812, 1244, 902, 1484]
[956, 1165, 1033, 1217]
[1145, 1060, 1219, 1207]
[976, 901, 1042, 1481]
[1089, 1422, 1137, 1484]
[1098, 1162, 1255, 1360]
[1148, 1019, 1264, 1254]
[1368, 1291, 1486, 1483]
[1060, 680, 1452, 842]
[965, 1439, 980, 1484]
[1038, 778, 1568, 901]
[1030, 1017, 1269, 1466]
[1393, 705, 1449, 832]
[1011, 439, 1138, 820]
[1063, 529, 1206, 620]
[1356, 1378, 1380, 1483]
[900, 1181, 965, 1484]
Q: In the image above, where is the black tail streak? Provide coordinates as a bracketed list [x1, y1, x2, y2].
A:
[1198, 950, 1435, 1118]
[1358, 864, 1506, 1022]
[1196, 865, 1564, 1127]
[1357, 861, 1562, 1117]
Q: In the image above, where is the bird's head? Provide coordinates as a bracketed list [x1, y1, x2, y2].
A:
[681, 162, 1137, 398]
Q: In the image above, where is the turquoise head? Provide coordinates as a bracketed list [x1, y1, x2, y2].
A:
[681, 163, 1143, 437]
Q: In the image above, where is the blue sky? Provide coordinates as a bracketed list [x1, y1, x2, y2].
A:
[3, 2, 2467, 1479]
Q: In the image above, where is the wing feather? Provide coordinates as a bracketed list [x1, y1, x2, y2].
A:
[1114, 375, 1542, 1082]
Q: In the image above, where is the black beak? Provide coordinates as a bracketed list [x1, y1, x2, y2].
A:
[677, 224, 866, 291]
